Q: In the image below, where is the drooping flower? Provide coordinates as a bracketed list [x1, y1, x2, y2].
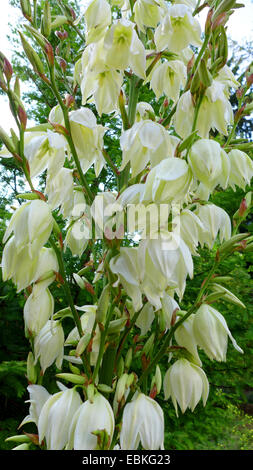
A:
[19, 385, 51, 428]
[194, 203, 231, 249]
[142, 157, 192, 204]
[84, 0, 112, 45]
[120, 393, 164, 450]
[3, 200, 54, 257]
[163, 358, 209, 415]
[150, 60, 187, 103]
[69, 108, 106, 175]
[228, 149, 253, 191]
[120, 120, 180, 177]
[38, 388, 82, 450]
[188, 138, 231, 192]
[67, 393, 115, 450]
[24, 283, 54, 336]
[133, 0, 165, 33]
[154, 4, 202, 53]
[193, 304, 243, 362]
[34, 320, 65, 373]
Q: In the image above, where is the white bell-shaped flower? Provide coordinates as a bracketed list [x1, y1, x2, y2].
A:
[150, 60, 187, 102]
[194, 203, 231, 249]
[188, 139, 230, 191]
[133, 0, 165, 32]
[67, 393, 115, 450]
[38, 388, 82, 450]
[103, 19, 146, 79]
[3, 200, 54, 257]
[228, 149, 253, 191]
[34, 320, 65, 373]
[120, 120, 180, 177]
[24, 283, 54, 336]
[163, 358, 209, 415]
[45, 167, 74, 218]
[84, 0, 111, 45]
[178, 209, 206, 255]
[69, 108, 106, 175]
[174, 315, 202, 365]
[193, 304, 243, 362]
[20, 385, 51, 427]
[142, 157, 192, 204]
[1, 237, 39, 292]
[174, 83, 234, 138]
[154, 4, 202, 53]
[120, 393, 164, 450]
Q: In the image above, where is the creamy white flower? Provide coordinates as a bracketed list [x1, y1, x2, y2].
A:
[228, 149, 253, 190]
[84, 0, 111, 44]
[194, 204, 231, 249]
[188, 139, 230, 191]
[120, 120, 180, 177]
[110, 232, 193, 310]
[142, 157, 192, 204]
[135, 302, 155, 336]
[24, 283, 54, 336]
[120, 393, 164, 450]
[46, 167, 74, 218]
[20, 385, 51, 427]
[69, 108, 106, 174]
[174, 83, 234, 138]
[154, 4, 202, 53]
[193, 304, 243, 362]
[1, 236, 39, 292]
[133, 0, 165, 32]
[33, 247, 59, 289]
[65, 307, 96, 345]
[34, 320, 65, 373]
[178, 209, 206, 255]
[150, 60, 187, 102]
[67, 393, 115, 450]
[163, 358, 209, 415]
[3, 200, 54, 258]
[38, 388, 82, 450]
[174, 315, 202, 365]
[103, 19, 146, 79]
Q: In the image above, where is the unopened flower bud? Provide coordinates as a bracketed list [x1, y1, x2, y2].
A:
[41, 0, 52, 38]
[96, 284, 111, 326]
[26, 351, 37, 383]
[20, 0, 32, 21]
[0, 126, 16, 154]
[19, 32, 46, 78]
[125, 348, 133, 370]
[55, 30, 68, 40]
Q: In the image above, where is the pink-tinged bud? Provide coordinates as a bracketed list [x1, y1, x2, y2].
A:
[235, 105, 246, 123]
[3, 57, 13, 82]
[238, 198, 247, 217]
[211, 12, 228, 30]
[59, 58, 67, 73]
[48, 121, 69, 137]
[246, 73, 253, 88]
[45, 42, 54, 67]
[236, 88, 244, 100]
[64, 94, 75, 108]
[55, 30, 68, 40]
[69, 7, 76, 21]
[205, 8, 213, 35]
[18, 105, 27, 130]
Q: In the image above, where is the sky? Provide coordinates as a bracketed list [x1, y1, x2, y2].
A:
[0, 0, 253, 133]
